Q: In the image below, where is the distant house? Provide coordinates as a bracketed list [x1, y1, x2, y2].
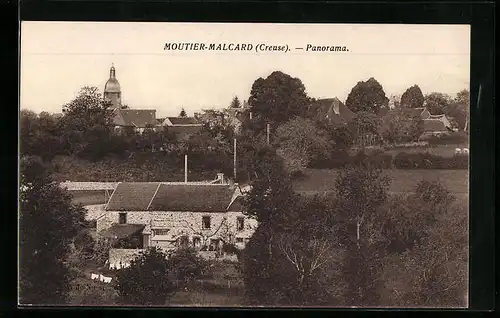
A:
[309, 98, 355, 127]
[112, 109, 157, 134]
[421, 119, 449, 136]
[428, 114, 453, 130]
[401, 107, 431, 120]
[160, 116, 203, 142]
[96, 181, 257, 253]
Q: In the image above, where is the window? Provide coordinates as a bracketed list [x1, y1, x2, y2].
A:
[202, 216, 211, 229]
[119, 213, 127, 224]
[236, 238, 244, 243]
[154, 229, 169, 236]
[237, 217, 244, 231]
[192, 237, 201, 248]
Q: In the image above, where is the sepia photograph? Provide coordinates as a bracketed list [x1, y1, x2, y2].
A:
[19, 22, 470, 308]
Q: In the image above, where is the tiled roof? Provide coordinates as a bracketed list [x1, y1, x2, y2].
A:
[149, 184, 235, 212]
[402, 107, 426, 118]
[106, 182, 160, 211]
[99, 224, 145, 239]
[310, 98, 355, 126]
[166, 125, 203, 141]
[113, 109, 157, 128]
[227, 196, 246, 212]
[166, 117, 201, 125]
[423, 119, 447, 132]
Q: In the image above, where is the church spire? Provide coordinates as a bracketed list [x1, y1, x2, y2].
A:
[110, 63, 116, 79]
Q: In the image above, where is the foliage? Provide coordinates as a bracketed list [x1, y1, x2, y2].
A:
[167, 247, 209, 286]
[59, 86, 115, 161]
[381, 110, 424, 143]
[229, 96, 242, 109]
[347, 111, 382, 147]
[419, 131, 469, 145]
[274, 117, 332, 174]
[19, 155, 87, 305]
[400, 85, 425, 108]
[193, 108, 235, 153]
[334, 166, 391, 305]
[446, 89, 469, 131]
[68, 279, 117, 305]
[393, 152, 468, 170]
[248, 71, 311, 128]
[179, 108, 187, 117]
[424, 92, 452, 115]
[345, 77, 389, 114]
[242, 196, 346, 306]
[20, 110, 64, 161]
[242, 146, 296, 225]
[114, 247, 174, 305]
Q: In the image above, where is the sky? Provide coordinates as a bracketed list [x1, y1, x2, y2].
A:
[20, 22, 470, 117]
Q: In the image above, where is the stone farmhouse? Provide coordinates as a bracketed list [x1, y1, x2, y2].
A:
[96, 181, 257, 253]
[402, 107, 453, 136]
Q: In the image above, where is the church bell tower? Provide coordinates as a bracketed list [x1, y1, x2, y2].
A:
[104, 64, 122, 109]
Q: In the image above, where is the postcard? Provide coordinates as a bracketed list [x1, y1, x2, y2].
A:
[19, 22, 470, 308]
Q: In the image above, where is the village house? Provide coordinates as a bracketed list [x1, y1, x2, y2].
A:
[309, 97, 355, 127]
[95, 179, 257, 254]
[158, 116, 204, 142]
[401, 107, 453, 136]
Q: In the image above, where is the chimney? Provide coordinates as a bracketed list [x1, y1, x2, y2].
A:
[333, 100, 340, 115]
[217, 173, 225, 184]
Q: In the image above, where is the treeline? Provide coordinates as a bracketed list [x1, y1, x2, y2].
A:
[240, 147, 467, 307]
[310, 149, 469, 170]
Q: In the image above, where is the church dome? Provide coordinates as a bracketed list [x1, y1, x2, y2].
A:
[104, 65, 121, 93]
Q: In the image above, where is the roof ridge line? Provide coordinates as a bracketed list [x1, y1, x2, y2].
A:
[105, 182, 121, 210]
[147, 183, 162, 211]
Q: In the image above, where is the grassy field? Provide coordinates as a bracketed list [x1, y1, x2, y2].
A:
[293, 169, 469, 194]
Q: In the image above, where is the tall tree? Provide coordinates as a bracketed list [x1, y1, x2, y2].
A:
[345, 77, 389, 114]
[381, 110, 424, 143]
[274, 117, 332, 174]
[334, 166, 390, 306]
[424, 92, 452, 115]
[59, 86, 114, 160]
[179, 108, 187, 117]
[248, 71, 311, 128]
[114, 247, 175, 305]
[20, 110, 63, 160]
[19, 156, 86, 304]
[348, 111, 381, 147]
[400, 85, 425, 108]
[446, 89, 469, 131]
[229, 96, 242, 108]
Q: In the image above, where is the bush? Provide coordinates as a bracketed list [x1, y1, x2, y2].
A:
[422, 132, 469, 145]
[393, 152, 468, 169]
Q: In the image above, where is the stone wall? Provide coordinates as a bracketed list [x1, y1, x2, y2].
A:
[97, 210, 258, 247]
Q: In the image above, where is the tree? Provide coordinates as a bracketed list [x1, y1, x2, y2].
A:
[379, 182, 467, 307]
[194, 109, 235, 153]
[348, 111, 381, 147]
[167, 247, 209, 288]
[446, 89, 469, 131]
[20, 110, 64, 160]
[114, 247, 174, 305]
[388, 94, 401, 109]
[424, 92, 452, 115]
[274, 117, 332, 174]
[334, 166, 390, 306]
[248, 71, 311, 127]
[242, 195, 345, 306]
[179, 108, 187, 117]
[230, 96, 242, 108]
[381, 110, 424, 143]
[345, 77, 389, 114]
[400, 85, 424, 108]
[19, 156, 87, 304]
[59, 86, 115, 160]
